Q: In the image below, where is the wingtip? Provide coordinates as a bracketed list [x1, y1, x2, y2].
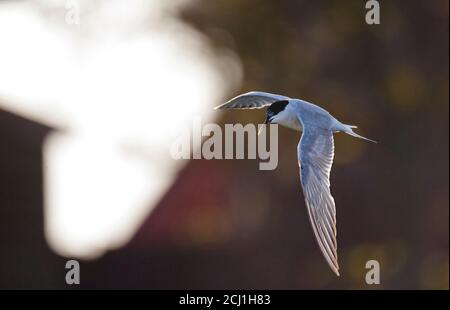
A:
[214, 101, 233, 110]
[331, 263, 340, 277]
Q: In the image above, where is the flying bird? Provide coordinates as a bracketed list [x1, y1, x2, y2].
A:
[215, 91, 376, 276]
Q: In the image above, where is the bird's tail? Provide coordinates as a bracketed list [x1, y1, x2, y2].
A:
[343, 124, 377, 143]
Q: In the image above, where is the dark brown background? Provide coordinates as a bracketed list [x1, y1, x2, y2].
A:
[0, 0, 448, 289]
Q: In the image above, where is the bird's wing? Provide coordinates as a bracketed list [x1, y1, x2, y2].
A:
[297, 119, 339, 276]
[214, 91, 290, 110]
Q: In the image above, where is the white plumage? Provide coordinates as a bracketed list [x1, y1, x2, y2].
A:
[216, 91, 376, 276]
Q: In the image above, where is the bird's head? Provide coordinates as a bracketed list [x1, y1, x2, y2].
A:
[264, 100, 289, 124]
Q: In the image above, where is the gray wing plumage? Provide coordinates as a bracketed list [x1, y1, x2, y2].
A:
[214, 91, 290, 110]
[297, 120, 339, 276]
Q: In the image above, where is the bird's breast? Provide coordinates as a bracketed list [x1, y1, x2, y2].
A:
[278, 112, 302, 131]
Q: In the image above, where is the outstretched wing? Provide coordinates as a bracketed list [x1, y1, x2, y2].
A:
[297, 122, 339, 276]
[214, 91, 290, 110]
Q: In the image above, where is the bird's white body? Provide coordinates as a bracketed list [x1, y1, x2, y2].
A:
[215, 91, 375, 276]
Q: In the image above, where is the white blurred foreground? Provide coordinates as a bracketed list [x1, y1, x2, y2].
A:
[0, 0, 241, 259]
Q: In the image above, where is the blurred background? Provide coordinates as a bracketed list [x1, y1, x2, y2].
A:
[0, 0, 448, 289]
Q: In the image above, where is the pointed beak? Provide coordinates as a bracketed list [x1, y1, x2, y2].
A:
[259, 116, 270, 135]
[258, 125, 265, 135]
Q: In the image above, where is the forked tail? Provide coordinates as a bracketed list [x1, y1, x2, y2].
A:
[343, 125, 377, 143]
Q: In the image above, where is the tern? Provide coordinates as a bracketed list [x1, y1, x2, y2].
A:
[215, 91, 376, 276]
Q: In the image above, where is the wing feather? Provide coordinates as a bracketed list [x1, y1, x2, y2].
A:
[214, 91, 290, 110]
[297, 123, 339, 276]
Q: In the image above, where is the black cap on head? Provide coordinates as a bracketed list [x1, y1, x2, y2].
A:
[264, 100, 289, 123]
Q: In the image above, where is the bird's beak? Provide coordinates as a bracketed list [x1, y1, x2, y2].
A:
[258, 125, 265, 135]
[259, 116, 270, 135]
